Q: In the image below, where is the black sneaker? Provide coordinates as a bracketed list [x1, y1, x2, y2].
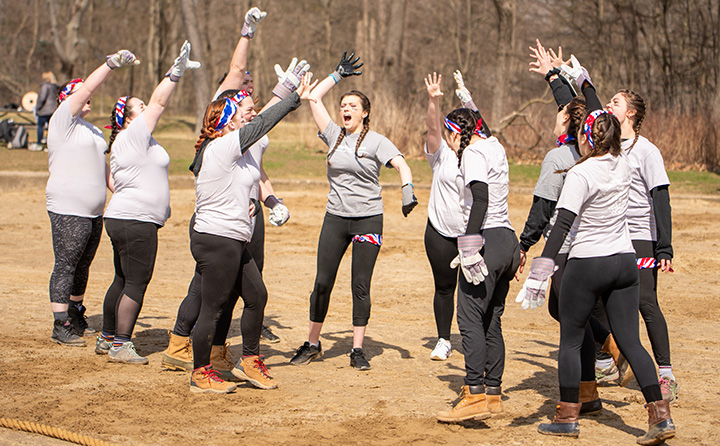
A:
[260, 325, 280, 343]
[51, 319, 86, 347]
[289, 341, 322, 365]
[350, 348, 371, 371]
[68, 305, 96, 336]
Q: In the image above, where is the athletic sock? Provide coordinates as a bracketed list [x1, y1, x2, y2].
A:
[309, 342, 319, 348]
[100, 332, 114, 342]
[53, 311, 69, 321]
[112, 336, 131, 348]
[596, 357, 614, 369]
[658, 366, 674, 380]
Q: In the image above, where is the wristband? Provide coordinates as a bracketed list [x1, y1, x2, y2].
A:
[402, 183, 414, 188]
[328, 72, 341, 84]
[264, 195, 281, 209]
[545, 67, 561, 82]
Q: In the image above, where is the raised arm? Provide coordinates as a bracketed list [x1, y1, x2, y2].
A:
[529, 40, 574, 108]
[68, 50, 138, 116]
[308, 51, 363, 132]
[453, 70, 492, 137]
[217, 7, 266, 94]
[424, 72, 443, 154]
[144, 41, 200, 132]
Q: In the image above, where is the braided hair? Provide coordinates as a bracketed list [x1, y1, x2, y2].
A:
[618, 89, 645, 152]
[108, 98, 135, 152]
[326, 90, 371, 165]
[444, 108, 479, 168]
[194, 99, 227, 153]
[573, 111, 622, 169]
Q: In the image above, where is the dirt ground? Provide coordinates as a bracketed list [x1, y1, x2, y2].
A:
[0, 173, 718, 446]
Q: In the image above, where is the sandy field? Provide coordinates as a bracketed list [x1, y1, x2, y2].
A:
[0, 173, 718, 445]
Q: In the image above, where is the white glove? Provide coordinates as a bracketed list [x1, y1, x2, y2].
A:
[515, 257, 556, 310]
[106, 50, 140, 69]
[453, 70, 473, 105]
[450, 234, 489, 285]
[268, 203, 290, 227]
[241, 7, 267, 38]
[272, 58, 310, 99]
[167, 41, 201, 82]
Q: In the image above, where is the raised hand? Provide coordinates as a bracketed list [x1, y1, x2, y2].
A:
[298, 72, 318, 101]
[106, 50, 140, 69]
[329, 51, 363, 83]
[167, 41, 201, 82]
[453, 70, 474, 104]
[241, 7, 267, 38]
[529, 39, 554, 77]
[273, 58, 311, 99]
[425, 72, 443, 99]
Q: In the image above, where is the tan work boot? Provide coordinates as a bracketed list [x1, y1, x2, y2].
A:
[579, 381, 602, 414]
[637, 399, 676, 445]
[210, 343, 240, 382]
[231, 355, 278, 390]
[437, 385, 492, 423]
[602, 334, 634, 386]
[190, 365, 237, 394]
[161, 331, 193, 371]
[485, 386, 504, 414]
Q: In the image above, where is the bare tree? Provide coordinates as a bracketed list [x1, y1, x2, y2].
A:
[179, 0, 211, 133]
[492, 0, 516, 121]
[48, 0, 91, 80]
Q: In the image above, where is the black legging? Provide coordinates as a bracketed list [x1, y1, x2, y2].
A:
[173, 209, 265, 339]
[102, 218, 159, 339]
[423, 219, 458, 340]
[190, 230, 267, 368]
[309, 212, 382, 326]
[48, 212, 103, 303]
[456, 227, 520, 388]
[558, 253, 662, 403]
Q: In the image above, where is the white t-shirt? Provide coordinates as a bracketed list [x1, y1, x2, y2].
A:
[46, 100, 108, 218]
[319, 121, 402, 217]
[623, 136, 670, 241]
[460, 137, 514, 231]
[104, 114, 171, 226]
[425, 139, 464, 237]
[193, 131, 261, 242]
[556, 153, 635, 259]
[248, 135, 268, 201]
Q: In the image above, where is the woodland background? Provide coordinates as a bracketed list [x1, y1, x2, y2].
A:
[0, 0, 718, 169]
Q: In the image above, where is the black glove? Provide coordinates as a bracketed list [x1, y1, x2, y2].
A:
[329, 51, 363, 83]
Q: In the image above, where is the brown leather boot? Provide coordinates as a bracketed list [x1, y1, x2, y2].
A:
[210, 343, 240, 382]
[537, 401, 581, 437]
[161, 331, 193, 371]
[636, 399, 676, 445]
[485, 386, 504, 414]
[437, 385, 492, 423]
[579, 381, 602, 415]
[602, 334, 634, 386]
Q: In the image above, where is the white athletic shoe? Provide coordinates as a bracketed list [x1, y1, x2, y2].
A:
[430, 338, 452, 361]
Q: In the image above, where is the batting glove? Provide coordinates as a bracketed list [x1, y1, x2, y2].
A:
[515, 256, 556, 310]
[450, 234, 489, 285]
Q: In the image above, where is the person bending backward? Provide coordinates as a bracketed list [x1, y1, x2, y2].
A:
[435, 104, 521, 423]
[161, 7, 288, 375]
[289, 51, 418, 371]
[97, 42, 199, 365]
[558, 54, 677, 401]
[422, 71, 493, 362]
[186, 66, 315, 394]
[518, 110, 676, 445]
[46, 50, 137, 347]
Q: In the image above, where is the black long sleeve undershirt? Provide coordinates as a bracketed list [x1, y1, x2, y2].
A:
[650, 185, 673, 261]
[540, 208, 576, 260]
[465, 181, 489, 235]
[519, 196, 557, 252]
[550, 77, 575, 108]
[581, 83, 603, 112]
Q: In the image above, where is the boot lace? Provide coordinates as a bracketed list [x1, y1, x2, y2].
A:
[201, 367, 224, 383]
[253, 357, 271, 379]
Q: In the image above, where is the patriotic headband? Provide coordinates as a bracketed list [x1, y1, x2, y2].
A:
[584, 110, 610, 149]
[474, 118, 487, 138]
[58, 78, 83, 103]
[556, 133, 576, 147]
[114, 96, 129, 128]
[444, 117, 462, 134]
[214, 90, 251, 132]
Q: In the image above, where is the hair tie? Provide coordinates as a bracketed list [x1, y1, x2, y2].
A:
[58, 78, 83, 103]
[444, 117, 462, 134]
[474, 118, 487, 138]
[584, 110, 610, 149]
[114, 96, 129, 128]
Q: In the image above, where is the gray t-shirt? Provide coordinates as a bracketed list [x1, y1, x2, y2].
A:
[533, 144, 581, 201]
[319, 121, 401, 217]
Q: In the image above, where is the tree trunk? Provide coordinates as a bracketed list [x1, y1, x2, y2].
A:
[47, 0, 91, 80]
[491, 0, 516, 122]
[179, 0, 211, 133]
[146, 0, 161, 96]
[381, 0, 407, 89]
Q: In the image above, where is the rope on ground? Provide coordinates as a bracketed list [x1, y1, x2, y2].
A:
[0, 417, 115, 446]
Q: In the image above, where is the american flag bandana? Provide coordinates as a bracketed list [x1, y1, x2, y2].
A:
[556, 133, 576, 147]
[474, 118, 487, 138]
[444, 117, 462, 134]
[583, 110, 610, 149]
[352, 234, 383, 246]
[214, 90, 250, 132]
[58, 78, 83, 103]
[637, 257, 674, 272]
[114, 96, 129, 128]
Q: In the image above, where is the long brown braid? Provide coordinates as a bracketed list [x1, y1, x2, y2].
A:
[445, 108, 478, 168]
[554, 98, 588, 173]
[327, 90, 371, 165]
[194, 99, 228, 153]
[108, 98, 135, 152]
[618, 89, 646, 152]
[572, 112, 622, 169]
